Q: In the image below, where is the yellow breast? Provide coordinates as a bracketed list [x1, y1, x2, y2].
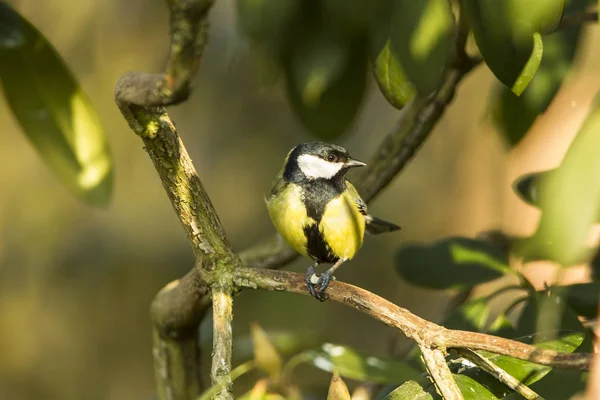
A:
[319, 191, 365, 260]
[266, 184, 313, 258]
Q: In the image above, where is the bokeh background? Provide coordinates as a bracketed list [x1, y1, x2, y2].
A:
[0, 1, 599, 399]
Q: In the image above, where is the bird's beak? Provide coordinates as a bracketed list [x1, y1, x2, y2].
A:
[345, 158, 367, 168]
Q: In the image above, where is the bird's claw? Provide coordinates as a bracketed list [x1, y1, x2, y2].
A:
[305, 266, 335, 302]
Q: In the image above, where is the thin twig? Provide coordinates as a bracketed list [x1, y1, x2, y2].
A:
[455, 349, 543, 400]
[211, 289, 235, 400]
[234, 268, 592, 371]
[421, 347, 463, 400]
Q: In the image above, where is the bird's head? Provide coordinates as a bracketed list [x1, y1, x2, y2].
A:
[284, 142, 366, 181]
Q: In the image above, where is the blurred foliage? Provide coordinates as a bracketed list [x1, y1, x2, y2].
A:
[0, 3, 112, 205]
[1, 0, 600, 399]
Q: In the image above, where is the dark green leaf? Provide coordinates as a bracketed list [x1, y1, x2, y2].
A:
[512, 168, 556, 209]
[489, 0, 586, 146]
[0, 3, 112, 205]
[502, 369, 587, 400]
[384, 381, 433, 400]
[286, 343, 422, 384]
[395, 237, 510, 290]
[388, 0, 455, 94]
[283, 28, 368, 139]
[443, 297, 490, 332]
[555, 282, 600, 319]
[236, 0, 302, 56]
[461, 0, 565, 95]
[322, 0, 381, 37]
[531, 92, 600, 265]
[487, 313, 518, 339]
[516, 292, 590, 345]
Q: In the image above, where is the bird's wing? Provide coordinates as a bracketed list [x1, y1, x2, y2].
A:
[345, 180, 368, 215]
[269, 166, 287, 198]
[346, 180, 401, 234]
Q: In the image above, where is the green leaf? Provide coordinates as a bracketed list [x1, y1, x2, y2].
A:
[554, 282, 600, 319]
[443, 297, 490, 332]
[371, 39, 416, 109]
[395, 237, 510, 290]
[251, 322, 283, 382]
[489, 0, 586, 146]
[0, 3, 112, 205]
[235, 0, 302, 57]
[425, 374, 498, 399]
[370, 0, 416, 109]
[230, 330, 323, 362]
[283, 27, 368, 139]
[285, 343, 422, 384]
[512, 168, 555, 209]
[461, 0, 564, 95]
[384, 381, 433, 400]
[515, 292, 590, 344]
[322, 0, 381, 37]
[482, 331, 584, 387]
[531, 92, 600, 265]
[388, 0, 455, 94]
[502, 369, 587, 400]
[487, 313, 518, 339]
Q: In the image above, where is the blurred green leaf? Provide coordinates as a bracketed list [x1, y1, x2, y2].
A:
[327, 370, 352, 400]
[283, 27, 368, 139]
[555, 282, 600, 319]
[322, 0, 381, 37]
[230, 330, 322, 362]
[0, 3, 112, 205]
[251, 322, 283, 382]
[489, 0, 585, 146]
[236, 0, 302, 57]
[384, 381, 432, 400]
[532, 92, 600, 265]
[370, 0, 416, 109]
[461, 0, 565, 95]
[388, 0, 455, 94]
[443, 297, 490, 332]
[395, 237, 510, 290]
[512, 168, 555, 209]
[487, 313, 518, 339]
[516, 292, 590, 344]
[286, 343, 422, 385]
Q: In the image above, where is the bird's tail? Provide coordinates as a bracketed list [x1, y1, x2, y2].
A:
[364, 215, 401, 235]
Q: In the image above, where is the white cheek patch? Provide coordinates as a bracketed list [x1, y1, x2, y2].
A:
[297, 154, 343, 179]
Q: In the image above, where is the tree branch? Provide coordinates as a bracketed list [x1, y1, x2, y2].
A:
[421, 347, 463, 400]
[114, 1, 241, 399]
[233, 268, 592, 371]
[556, 10, 598, 32]
[455, 349, 542, 400]
[211, 289, 234, 399]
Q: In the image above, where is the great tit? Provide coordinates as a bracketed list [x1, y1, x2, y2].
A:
[266, 142, 400, 301]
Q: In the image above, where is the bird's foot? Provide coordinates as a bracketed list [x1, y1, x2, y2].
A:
[305, 266, 320, 299]
[314, 271, 335, 302]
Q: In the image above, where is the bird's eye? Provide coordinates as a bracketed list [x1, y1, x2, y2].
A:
[327, 154, 336, 162]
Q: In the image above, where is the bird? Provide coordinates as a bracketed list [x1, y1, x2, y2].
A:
[265, 142, 401, 301]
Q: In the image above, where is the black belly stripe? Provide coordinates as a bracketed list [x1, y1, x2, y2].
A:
[300, 178, 346, 264]
[303, 224, 339, 263]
